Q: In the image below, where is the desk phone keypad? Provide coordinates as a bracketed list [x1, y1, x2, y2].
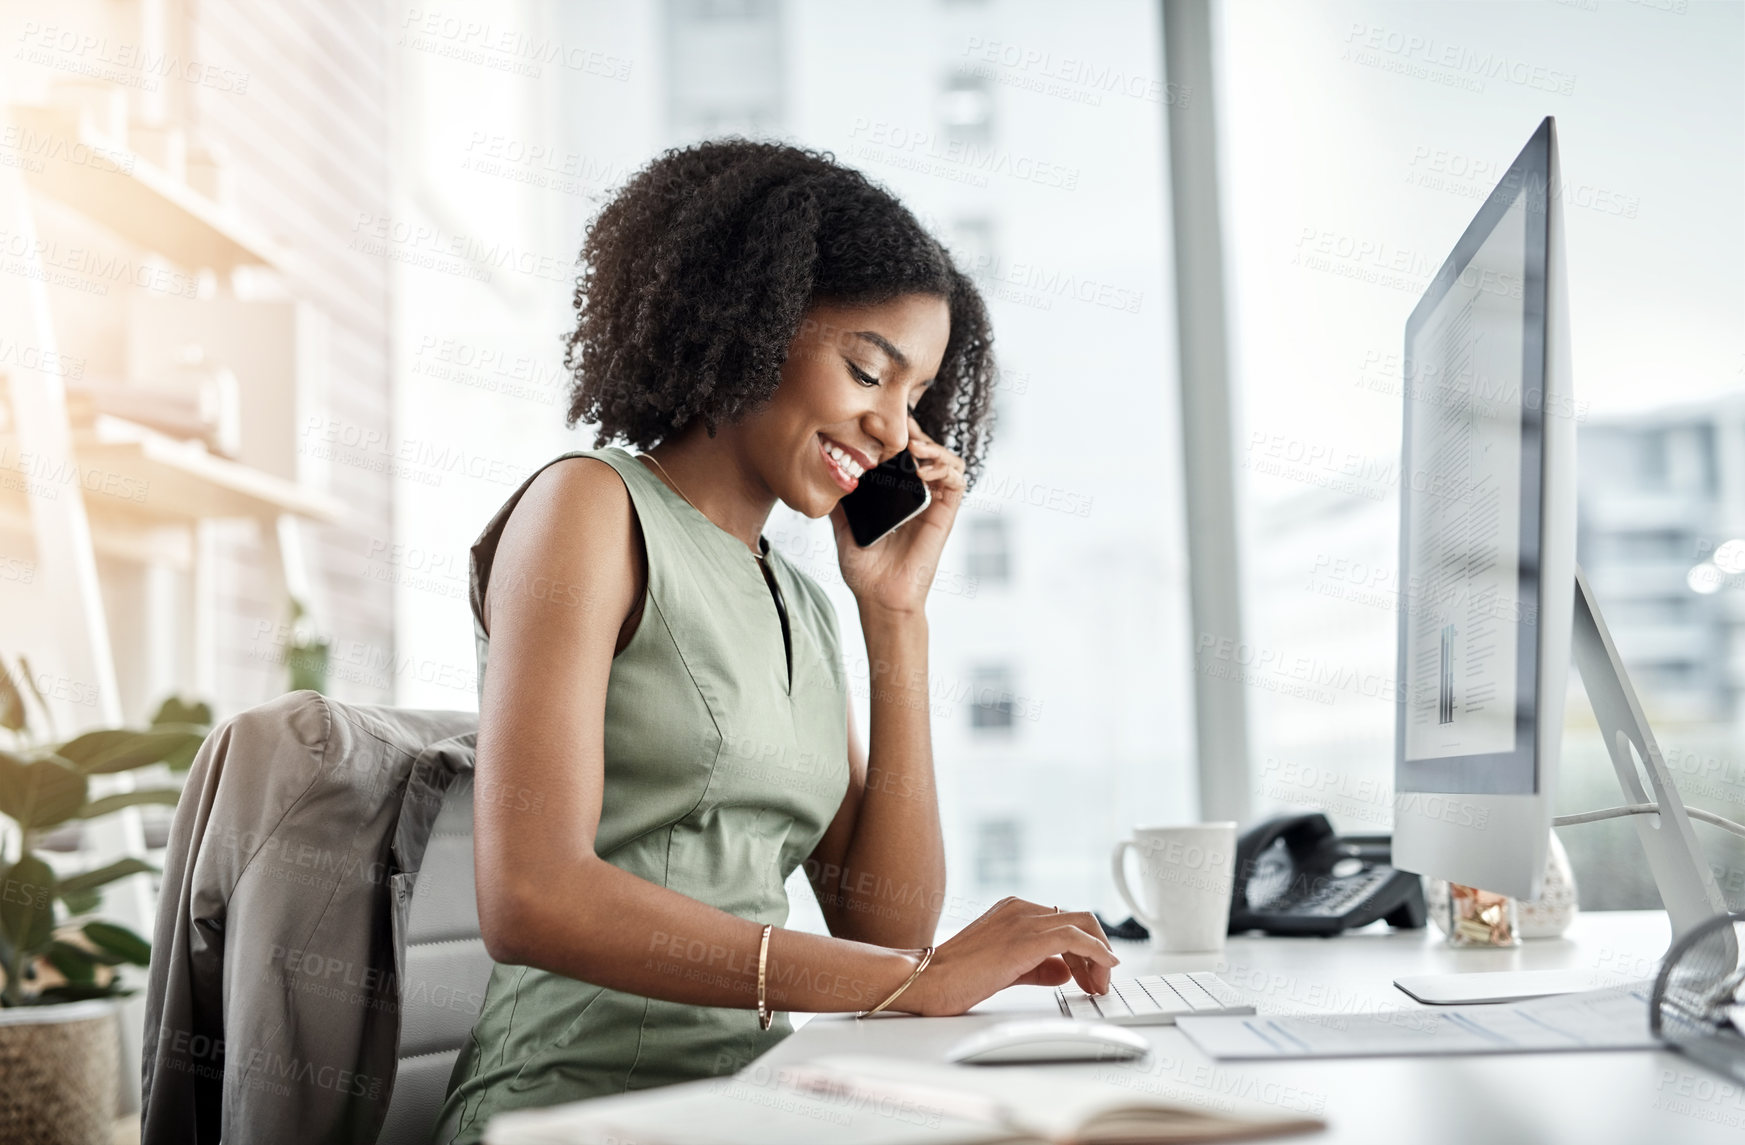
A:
[1276, 865, 1395, 917]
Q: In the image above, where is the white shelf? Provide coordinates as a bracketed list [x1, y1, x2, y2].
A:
[11, 104, 285, 274]
[0, 414, 343, 529]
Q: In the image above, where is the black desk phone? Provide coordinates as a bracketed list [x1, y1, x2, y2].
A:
[1228, 812, 1427, 937]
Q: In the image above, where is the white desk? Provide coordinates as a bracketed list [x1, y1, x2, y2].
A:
[764, 911, 1745, 1145]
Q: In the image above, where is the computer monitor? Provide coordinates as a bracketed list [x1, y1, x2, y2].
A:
[1391, 117, 1725, 941]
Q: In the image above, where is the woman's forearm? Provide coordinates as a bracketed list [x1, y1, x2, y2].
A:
[490, 851, 923, 1014]
[825, 608, 947, 947]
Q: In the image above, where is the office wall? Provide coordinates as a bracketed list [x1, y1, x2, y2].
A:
[0, 0, 399, 721]
[1217, 0, 1745, 907]
[382, 0, 621, 713]
[186, 0, 398, 710]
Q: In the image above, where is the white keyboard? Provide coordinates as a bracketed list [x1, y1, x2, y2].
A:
[1057, 972, 1255, 1026]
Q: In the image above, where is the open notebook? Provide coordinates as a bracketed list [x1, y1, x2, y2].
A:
[484, 1054, 1326, 1145]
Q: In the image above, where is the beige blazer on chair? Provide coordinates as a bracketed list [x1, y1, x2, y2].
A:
[140, 690, 491, 1145]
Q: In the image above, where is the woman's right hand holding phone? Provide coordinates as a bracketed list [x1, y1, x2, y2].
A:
[892, 898, 1119, 1017]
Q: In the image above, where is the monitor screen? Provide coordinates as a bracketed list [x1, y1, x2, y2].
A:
[1397, 151, 1547, 798]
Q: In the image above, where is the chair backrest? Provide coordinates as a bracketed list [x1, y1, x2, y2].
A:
[377, 772, 495, 1145]
[142, 693, 488, 1145]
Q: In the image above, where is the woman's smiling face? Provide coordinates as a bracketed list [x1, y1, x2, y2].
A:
[736, 294, 951, 519]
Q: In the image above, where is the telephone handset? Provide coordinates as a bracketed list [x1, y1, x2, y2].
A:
[1229, 813, 1427, 937]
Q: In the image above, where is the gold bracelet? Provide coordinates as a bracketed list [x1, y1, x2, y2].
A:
[856, 946, 935, 1020]
[756, 924, 774, 1031]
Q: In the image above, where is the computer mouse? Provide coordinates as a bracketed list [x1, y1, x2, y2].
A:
[944, 1019, 1150, 1065]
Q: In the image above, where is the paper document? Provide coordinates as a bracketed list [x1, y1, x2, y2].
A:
[484, 1070, 1000, 1145]
[1177, 983, 1660, 1060]
[484, 1052, 1326, 1144]
[780, 1055, 1324, 1143]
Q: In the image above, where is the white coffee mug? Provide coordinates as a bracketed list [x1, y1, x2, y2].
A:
[1111, 823, 1238, 953]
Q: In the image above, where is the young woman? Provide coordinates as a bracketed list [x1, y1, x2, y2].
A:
[434, 140, 1116, 1143]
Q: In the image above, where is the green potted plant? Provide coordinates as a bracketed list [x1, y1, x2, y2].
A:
[0, 654, 209, 1145]
[285, 595, 330, 693]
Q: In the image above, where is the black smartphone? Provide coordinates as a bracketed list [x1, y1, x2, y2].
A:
[840, 449, 931, 547]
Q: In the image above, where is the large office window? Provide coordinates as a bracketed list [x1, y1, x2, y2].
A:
[396, 0, 1198, 923]
[1217, 1, 1745, 906]
[649, 0, 1198, 918]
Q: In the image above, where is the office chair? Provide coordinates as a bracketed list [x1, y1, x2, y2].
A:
[140, 690, 494, 1145]
[381, 761, 494, 1145]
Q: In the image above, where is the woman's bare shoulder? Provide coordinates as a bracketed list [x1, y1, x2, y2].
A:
[484, 455, 641, 635]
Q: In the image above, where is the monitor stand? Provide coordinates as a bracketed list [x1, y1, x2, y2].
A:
[1395, 566, 1729, 1005]
[1569, 565, 1728, 938]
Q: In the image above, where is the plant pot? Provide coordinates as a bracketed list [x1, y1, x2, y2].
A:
[0, 998, 120, 1145]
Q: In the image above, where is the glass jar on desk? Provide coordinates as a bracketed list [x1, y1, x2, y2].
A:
[1443, 883, 1521, 947]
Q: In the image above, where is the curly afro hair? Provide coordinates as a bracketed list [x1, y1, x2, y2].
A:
[562, 139, 997, 486]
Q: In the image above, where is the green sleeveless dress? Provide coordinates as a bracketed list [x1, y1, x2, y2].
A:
[432, 446, 850, 1144]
